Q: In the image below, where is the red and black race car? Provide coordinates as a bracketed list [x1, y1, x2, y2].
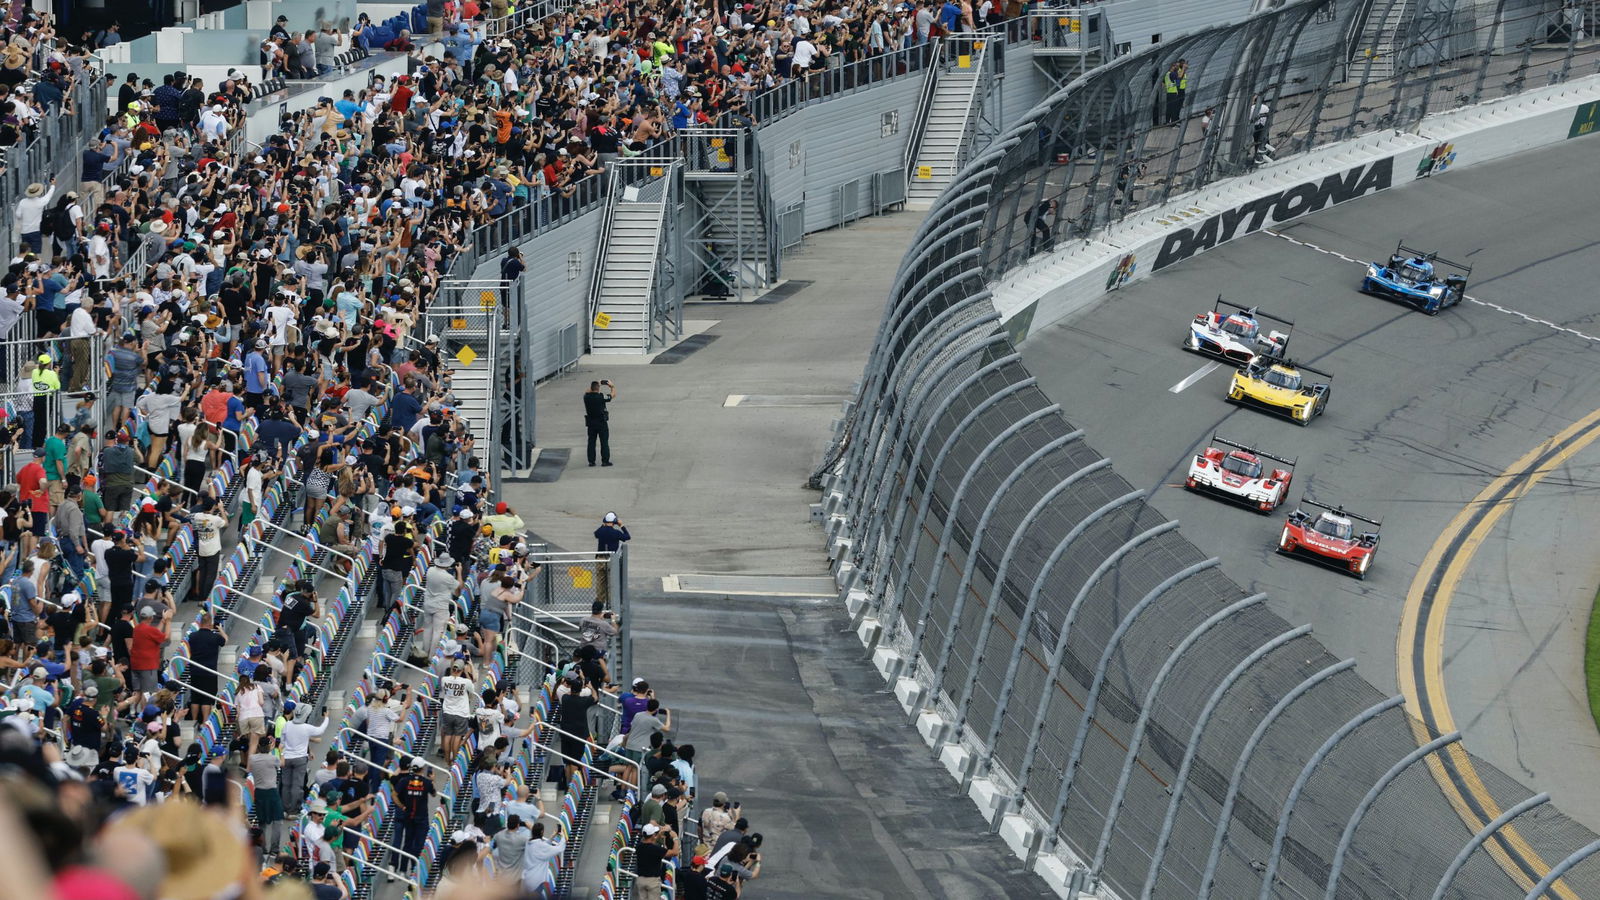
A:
[1184, 434, 1295, 513]
[1276, 498, 1381, 579]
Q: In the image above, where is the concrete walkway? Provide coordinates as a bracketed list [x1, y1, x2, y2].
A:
[504, 212, 1053, 898]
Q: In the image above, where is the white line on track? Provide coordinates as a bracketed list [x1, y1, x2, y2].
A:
[1170, 361, 1222, 393]
[1263, 229, 1600, 344]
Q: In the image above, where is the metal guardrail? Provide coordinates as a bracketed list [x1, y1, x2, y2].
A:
[817, 1, 1600, 898]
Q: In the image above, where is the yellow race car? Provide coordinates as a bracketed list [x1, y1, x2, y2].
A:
[1226, 356, 1331, 426]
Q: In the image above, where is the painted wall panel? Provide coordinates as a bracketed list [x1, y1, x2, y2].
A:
[473, 207, 605, 381]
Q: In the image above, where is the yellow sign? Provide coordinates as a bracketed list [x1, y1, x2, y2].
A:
[957, 54, 971, 68]
[974, 41, 985, 50]
[450, 318, 468, 329]
[1070, 17, 1081, 31]
[568, 566, 593, 589]
[455, 345, 478, 367]
[479, 289, 497, 309]
[593, 311, 613, 329]
[917, 165, 933, 180]
[649, 167, 664, 177]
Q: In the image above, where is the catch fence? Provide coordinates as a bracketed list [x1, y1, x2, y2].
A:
[818, 0, 1600, 897]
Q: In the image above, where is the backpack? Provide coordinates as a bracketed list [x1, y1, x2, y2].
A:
[43, 202, 71, 238]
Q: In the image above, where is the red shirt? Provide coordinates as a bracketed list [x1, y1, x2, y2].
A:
[389, 84, 414, 113]
[130, 622, 165, 671]
[16, 461, 47, 513]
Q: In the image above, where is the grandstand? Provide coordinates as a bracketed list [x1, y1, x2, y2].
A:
[4, 0, 1600, 897]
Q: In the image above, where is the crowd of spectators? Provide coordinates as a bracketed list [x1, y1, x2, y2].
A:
[0, 0, 989, 890]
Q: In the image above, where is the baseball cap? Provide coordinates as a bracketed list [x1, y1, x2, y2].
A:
[408, 757, 424, 769]
[650, 784, 668, 797]
[209, 743, 227, 757]
[712, 791, 729, 804]
[495, 501, 509, 514]
[458, 509, 473, 520]
[36, 354, 50, 364]
[692, 855, 708, 867]
[401, 505, 416, 516]
[603, 512, 618, 523]
[30, 666, 47, 679]
[643, 823, 661, 835]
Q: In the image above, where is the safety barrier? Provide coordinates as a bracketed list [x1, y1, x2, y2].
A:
[815, 1, 1600, 897]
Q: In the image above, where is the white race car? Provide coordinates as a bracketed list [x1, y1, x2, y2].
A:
[1185, 435, 1296, 513]
[1184, 297, 1292, 366]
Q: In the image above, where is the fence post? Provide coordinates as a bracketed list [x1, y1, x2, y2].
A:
[1091, 593, 1268, 872]
[890, 379, 1042, 669]
[943, 432, 1088, 729]
[905, 404, 1059, 724]
[1257, 695, 1405, 900]
[873, 355, 1022, 638]
[1142, 624, 1311, 900]
[1197, 658, 1356, 899]
[1431, 792, 1550, 900]
[999, 517, 1172, 788]
[855, 336, 1007, 609]
[1045, 558, 1221, 844]
[1324, 732, 1462, 899]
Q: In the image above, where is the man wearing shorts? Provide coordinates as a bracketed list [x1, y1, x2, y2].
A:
[437, 657, 478, 764]
[106, 333, 143, 430]
[128, 605, 171, 698]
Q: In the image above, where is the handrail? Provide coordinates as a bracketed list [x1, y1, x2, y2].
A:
[523, 726, 642, 790]
[904, 36, 945, 178]
[167, 659, 238, 709]
[332, 840, 420, 889]
[216, 583, 282, 617]
[261, 519, 361, 566]
[170, 652, 241, 689]
[245, 533, 347, 581]
[367, 652, 441, 696]
[134, 464, 201, 497]
[335, 743, 399, 776]
[586, 166, 623, 345]
[507, 610, 588, 651]
[340, 727, 450, 778]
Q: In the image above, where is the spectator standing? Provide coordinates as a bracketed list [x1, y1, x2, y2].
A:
[419, 553, 460, 662]
[389, 757, 436, 879]
[16, 179, 56, 255]
[128, 605, 171, 699]
[250, 734, 288, 854]
[281, 703, 330, 814]
[583, 379, 616, 467]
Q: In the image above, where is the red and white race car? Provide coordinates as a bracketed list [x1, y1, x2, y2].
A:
[1184, 435, 1295, 512]
[1276, 499, 1382, 579]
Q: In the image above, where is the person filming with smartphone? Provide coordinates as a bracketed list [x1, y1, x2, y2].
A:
[583, 378, 617, 467]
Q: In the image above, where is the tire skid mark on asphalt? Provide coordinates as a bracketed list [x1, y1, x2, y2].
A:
[1394, 404, 1600, 900]
[1263, 229, 1600, 345]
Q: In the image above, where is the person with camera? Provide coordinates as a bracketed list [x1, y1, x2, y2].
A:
[583, 378, 617, 467]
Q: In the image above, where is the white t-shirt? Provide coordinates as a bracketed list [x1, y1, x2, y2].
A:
[793, 39, 818, 69]
[68, 306, 96, 338]
[193, 512, 226, 558]
[114, 764, 156, 804]
[473, 705, 504, 742]
[439, 674, 474, 717]
[265, 305, 295, 345]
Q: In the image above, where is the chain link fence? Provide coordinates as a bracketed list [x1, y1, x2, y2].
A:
[820, 0, 1600, 896]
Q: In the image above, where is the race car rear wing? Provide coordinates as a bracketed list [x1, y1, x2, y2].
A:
[1394, 241, 1472, 279]
[1274, 358, 1333, 381]
[1300, 497, 1382, 529]
[1211, 433, 1297, 468]
[1214, 296, 1295, 330]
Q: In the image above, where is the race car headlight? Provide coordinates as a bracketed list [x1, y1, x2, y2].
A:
[1367, 264, 1380, 276]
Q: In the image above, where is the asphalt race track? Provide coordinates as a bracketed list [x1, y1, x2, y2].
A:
[1020, 136, 1600, 832]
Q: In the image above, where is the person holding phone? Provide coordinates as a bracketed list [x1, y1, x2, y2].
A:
[582, 378, 616, 467]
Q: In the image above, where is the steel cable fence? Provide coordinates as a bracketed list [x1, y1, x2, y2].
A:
[822, 0, 1600, 896]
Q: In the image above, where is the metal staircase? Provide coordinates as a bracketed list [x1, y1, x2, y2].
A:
[588, 165, 675, 355]
[907, 35, 997, 207]
[1029, 9, 1111, 88]
[1355, 0, 1415, 80]
[421, 278, 534, 484]
[682, 128, 778, 301]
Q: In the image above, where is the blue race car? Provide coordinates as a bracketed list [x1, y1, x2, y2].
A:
[1361, 242, 1470, 315]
